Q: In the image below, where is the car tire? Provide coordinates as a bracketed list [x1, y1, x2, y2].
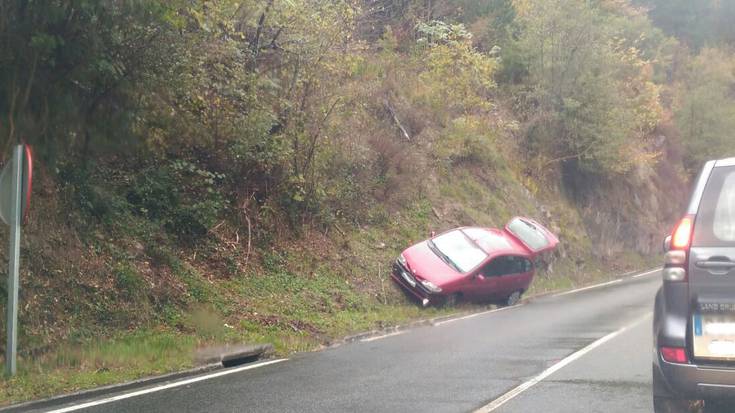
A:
[653, 396, 702, 413]
[505, 290, 522, 307]
[651, 365, 699, 413]
[653, 396, 699, 413]
[443, 293, 460, 307]
[653, 364, 701, 413]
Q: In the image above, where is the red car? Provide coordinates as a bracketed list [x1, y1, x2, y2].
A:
[391, 217, 559, 307]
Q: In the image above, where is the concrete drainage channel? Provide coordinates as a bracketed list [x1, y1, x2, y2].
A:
[195, 344, 274, 368]
[0, 344, 273, 413]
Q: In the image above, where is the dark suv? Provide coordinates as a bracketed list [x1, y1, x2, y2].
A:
[654, 158, 735, 412]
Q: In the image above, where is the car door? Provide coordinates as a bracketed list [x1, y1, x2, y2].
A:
[494, 256, 531, 293]
[472, 256, 516, 300]
[514, 256, 535, 291]
[497, 255, 535, 296]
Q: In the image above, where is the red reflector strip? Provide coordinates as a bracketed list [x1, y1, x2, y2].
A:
[661, 346, 688, 364]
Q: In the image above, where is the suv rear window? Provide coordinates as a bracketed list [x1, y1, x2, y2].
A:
[693, 166, 735, 246]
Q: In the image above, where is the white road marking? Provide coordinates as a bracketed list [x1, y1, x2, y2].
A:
[433, 304, 522, 326]
[633, 268, 660, 278]
[619, 269, 638, 277]
[552, 279, 623, 297]
[552, 268, 659, 298]
[473, 312, 653, 413]
[360, 331, 404, 342]
[44, 359, 288, 413]
[435, 269, 659, 328]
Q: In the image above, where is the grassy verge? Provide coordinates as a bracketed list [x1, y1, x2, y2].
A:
[0, 331, 196, 405]
[526, 253, 660, 297]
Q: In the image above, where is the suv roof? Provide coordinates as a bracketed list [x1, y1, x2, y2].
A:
[715, 157, 735, 167]
[687, 158, 735, 215]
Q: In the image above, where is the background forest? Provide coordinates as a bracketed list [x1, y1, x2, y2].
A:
[0, 0, 734, 403]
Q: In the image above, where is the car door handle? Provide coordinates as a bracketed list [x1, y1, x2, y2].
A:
[696, 260, 735, 269]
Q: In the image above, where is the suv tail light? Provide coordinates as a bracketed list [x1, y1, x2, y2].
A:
[663, 215, 695, 282]
[672, 215, 694, 250]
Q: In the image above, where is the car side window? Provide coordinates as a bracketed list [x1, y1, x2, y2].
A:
[508, 256, 531, 274]
[482, 256, 516, 277]
[481, 256, 532, 277]
[520, 257, 532, 273]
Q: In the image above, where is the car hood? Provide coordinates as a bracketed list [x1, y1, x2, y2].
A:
[402, 241, 464, 285]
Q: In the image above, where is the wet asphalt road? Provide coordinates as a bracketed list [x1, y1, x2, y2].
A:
[27, 270, 661, 413]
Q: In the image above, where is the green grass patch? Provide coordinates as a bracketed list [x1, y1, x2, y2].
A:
[0, 330, 197, 406]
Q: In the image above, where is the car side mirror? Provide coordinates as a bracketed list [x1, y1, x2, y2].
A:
[663, 235, 672, 253]
[430, 230, 436, 238]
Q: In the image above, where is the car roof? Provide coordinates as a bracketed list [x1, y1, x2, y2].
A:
[459, 226, 530, 257]
[714, 157, 735, 167]
[688, 158, 735, 214]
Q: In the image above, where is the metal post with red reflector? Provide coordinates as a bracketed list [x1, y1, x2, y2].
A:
[0, 144, 33, 377]
[661, 346, 689, 364]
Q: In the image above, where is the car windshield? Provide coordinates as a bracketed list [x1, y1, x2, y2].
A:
[506, 218, 550, 252]
[428, 230, 487, 273]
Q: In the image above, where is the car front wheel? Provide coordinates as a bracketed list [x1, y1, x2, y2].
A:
[505, 290, 522, 307]
[443, 293, 460, 307]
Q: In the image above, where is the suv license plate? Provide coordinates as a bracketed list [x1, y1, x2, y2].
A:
[693, 313, 735, 360]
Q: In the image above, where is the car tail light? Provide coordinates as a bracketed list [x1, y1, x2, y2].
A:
[663, 215, 694, 282]
[672, 215, 694, 250]
[660, 346, 688, 364]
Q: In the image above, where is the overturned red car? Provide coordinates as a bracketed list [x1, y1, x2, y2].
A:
[392, 217, 558, 307]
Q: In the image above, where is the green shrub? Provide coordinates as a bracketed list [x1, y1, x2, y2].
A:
[126, 160, 226, 242]
[126, 168, 179, 221]
[114, 263, 145, 299]
[435, 116, 500, 167]
[58, 163, 129, 226]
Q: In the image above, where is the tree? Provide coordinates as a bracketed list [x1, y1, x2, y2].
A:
[506, 0, 662, 175]
[674, 48, 735, 172]
[0, 0, 181, 163]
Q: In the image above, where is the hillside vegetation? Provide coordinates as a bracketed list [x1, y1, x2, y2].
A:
[0, 0, 732, 403]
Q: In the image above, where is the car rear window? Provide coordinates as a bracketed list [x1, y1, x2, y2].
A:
[506, 218, 549, 251]
[694, 165, 735, 246]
